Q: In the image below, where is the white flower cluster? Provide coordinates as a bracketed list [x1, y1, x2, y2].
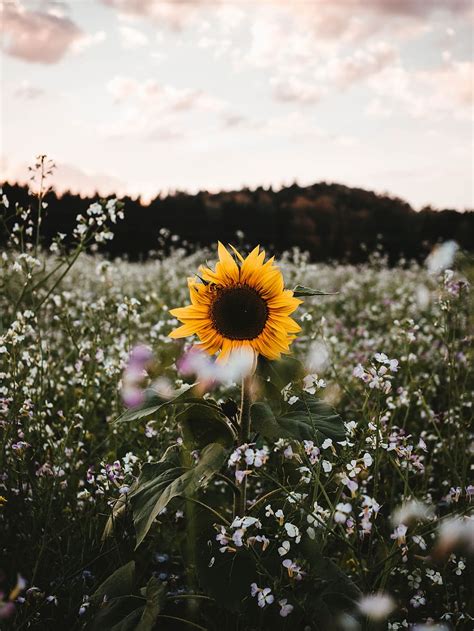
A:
[353, 352, 399, 393]
[228, 443, 269, 483]
[73, 199, 123, 243]
[216, 516, 267, 552]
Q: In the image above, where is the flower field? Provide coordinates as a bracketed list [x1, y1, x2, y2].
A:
[0, 193, 472, 630]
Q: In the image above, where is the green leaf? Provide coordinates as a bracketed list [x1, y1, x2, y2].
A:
[131, 443, 227, 547]
[301, 539, 361, 613]
[91, 597, 143, 631]
[115, 383, 197, 424]
[136, 577, 165, 631]
[251, 394, 345, 444]
[90, 567, 165, 631]
[292, 285, 338, 297]
[257, 355, 304, 390]
[253, 375, 283, 415]
[91, 562, 141, 631]
[93, 561, 136, 602]
[177, 403, 236, 449]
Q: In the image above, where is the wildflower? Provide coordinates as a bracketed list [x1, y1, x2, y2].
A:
[121, 344, 153, 408]
[353, 364, 365, 379]
[278, 540, 290, 556]
[168, 243, 301, 361]
[433, 516, 474, 557]
[391, 524, 408, 545]
[410, 591, 426, 608]
[391, 500, 433, 526]
[426, 569, 443, 585]
[248, 535, 270, 551]
[178, 345, 255, 384]
[232, 529, 245, 547]
[334, 503, 352, 524]
[250, 584, 274, 608]
[303, 440, 320, 464]
[284, 522, 301, 543]
[302, 374, 326, 394]
[278, 598, 294, 617]
[322, 460, 332, 473]
[358, 593, 396, 621]
[282, 558, 305, 580]
[425, 240, 458, 274]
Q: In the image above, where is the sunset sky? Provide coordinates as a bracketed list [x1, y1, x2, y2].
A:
[1, 0, 473, 209]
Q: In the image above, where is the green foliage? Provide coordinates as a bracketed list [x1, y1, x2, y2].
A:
[130, 443, 228, 547]
[177, 402, 236, 449]
[115, 383, 197, 423]
[251, 395, 345, 443]
[1, 231, 472, 629]
[257, 355, 305, 390]
[292, 285, 338, 297]
[90, 563, 165, 631]
[93, 561, 136, 603]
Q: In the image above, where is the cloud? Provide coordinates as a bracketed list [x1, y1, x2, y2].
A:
[106, 76, 223, 112]
[327, 41, 397, 86]
[71, 30, 107, 55]
[100, 0, 211, 30]
[360, 0, 472, 17]
[422, 60, 473, 109]
[268, 41, 397, 105]
[0, 157, 125, 197]
[118, 25, 149, 49]
[368, 57, 473, 120]
[270, 76, 325, 105]
[1, 1, 83, 64]
[14, 80, 45, 100]
[102, 76, 228, 140]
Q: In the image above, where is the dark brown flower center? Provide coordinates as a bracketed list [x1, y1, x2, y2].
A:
[210, 285, 268, 340]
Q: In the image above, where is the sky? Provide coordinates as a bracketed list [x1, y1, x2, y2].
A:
[1, 0, 473, 209]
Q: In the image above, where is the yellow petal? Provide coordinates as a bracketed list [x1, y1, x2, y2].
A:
[168, 323, 198, 339]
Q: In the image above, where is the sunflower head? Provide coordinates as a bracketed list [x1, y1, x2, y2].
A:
[169, 243, 302, 361]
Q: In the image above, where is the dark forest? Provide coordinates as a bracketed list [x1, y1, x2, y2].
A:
[1, 180, 473, 263]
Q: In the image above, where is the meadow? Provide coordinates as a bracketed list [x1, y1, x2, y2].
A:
[0, 191, 472, 630]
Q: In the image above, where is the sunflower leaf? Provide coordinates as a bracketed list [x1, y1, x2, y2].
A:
[130, 442, 227, 547]
[136, 577, 165, 631]
[92, 561, 136, 602]
[257, 356, 305, 390]
[292, 285, 338, 297]
[251, 395, 345, 444]
[177, 403, 236, 449]
[114, 383, 198, 424]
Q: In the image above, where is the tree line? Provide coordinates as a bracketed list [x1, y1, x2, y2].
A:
[1, 180, 473, 263]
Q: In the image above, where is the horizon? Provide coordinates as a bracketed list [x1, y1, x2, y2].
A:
[2, 173, 473, 213]
[1, 0, 473, 210]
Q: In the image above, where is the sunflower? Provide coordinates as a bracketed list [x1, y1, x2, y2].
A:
[169, 243, 302, 361]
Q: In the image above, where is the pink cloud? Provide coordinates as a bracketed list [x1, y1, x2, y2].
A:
[2, 2, 83, 64]
[270, 76, 325, 104]
[363, 0, 471, 17]
[368, 57, 473, 120]
[1, 157, 125, 198]
[101, 0, 209, 30]
[14, 80, 45, 100]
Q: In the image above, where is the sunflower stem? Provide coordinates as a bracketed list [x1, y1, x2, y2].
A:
[234, 375, 252, 518]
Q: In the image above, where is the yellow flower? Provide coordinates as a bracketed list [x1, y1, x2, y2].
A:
[169, 243, 302, 361]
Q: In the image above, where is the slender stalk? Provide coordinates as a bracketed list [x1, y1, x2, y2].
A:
[35, 155, 45, 258]
[234, 375, 252, 517]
